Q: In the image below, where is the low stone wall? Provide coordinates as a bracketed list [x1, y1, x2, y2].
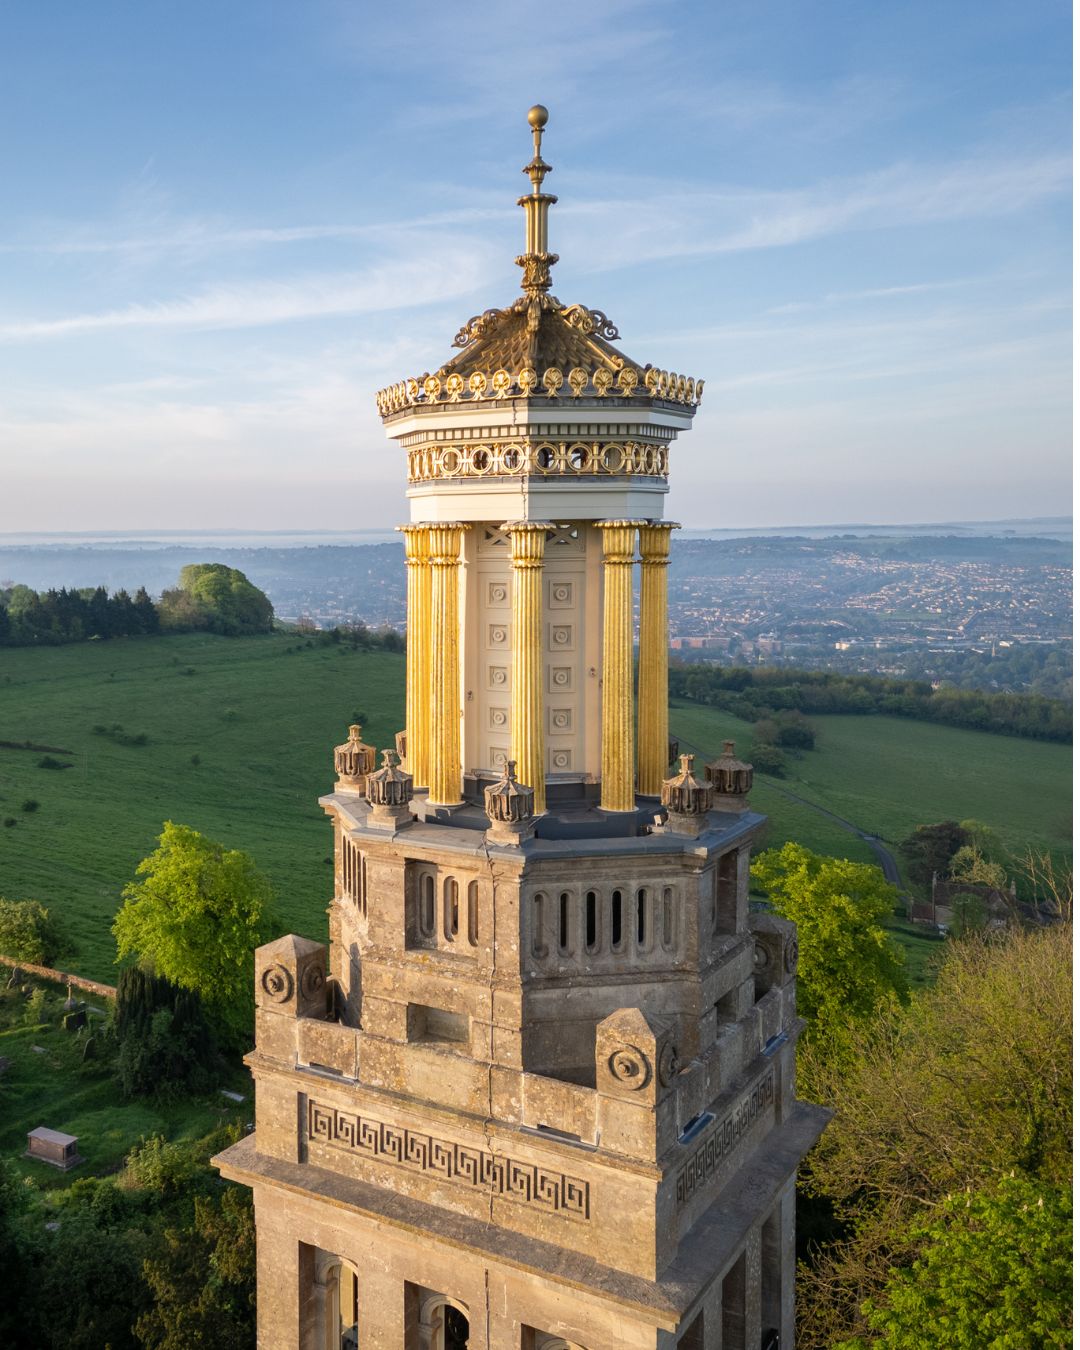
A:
[0, 954, 116, 1000]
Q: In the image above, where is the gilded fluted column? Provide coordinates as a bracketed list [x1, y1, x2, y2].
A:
[399, 525, 432, 789]
[636, 522, 677, 796]
[507, 522, 549, 815]
[599, 521, 640, 812]
[427, 523, 465, 806]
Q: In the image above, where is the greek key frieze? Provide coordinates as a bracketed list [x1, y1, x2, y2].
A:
[675, 1073, 775, 1207]
[307, 1100, 590, 1222]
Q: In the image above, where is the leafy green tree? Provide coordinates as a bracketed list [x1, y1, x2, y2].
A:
[177, 563, 273, 635]
[751, 844, 907, 1051]
[136, 1186, 256, 1350]
[898, 820, 970, 888]
[839, 1175, 1072, 1350]
[0, 896, 64, 964]
[113, 823, 276, 1043]
[799, 924, 1072, 1349]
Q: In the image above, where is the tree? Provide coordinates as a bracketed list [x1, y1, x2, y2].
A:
[949, 845, 1008, 892]
[0, 897, 64, 964]
[898, 820, 970, 888]
[177, 563, 273, 635]
[113, 823, 276, 1043]
[750, 844, 907, 1052]
[798, 924, 1072, 1349]
[136, 1186, 256, 1350]
[839, 1175, 1072, 1350]
[24, 1205, 148, 1350]
[114, 967, 216, 1099]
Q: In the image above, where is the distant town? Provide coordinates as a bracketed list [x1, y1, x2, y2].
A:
[0, 528, 1071, 698]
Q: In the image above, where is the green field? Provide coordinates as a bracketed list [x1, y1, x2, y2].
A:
[671, 698, 1072, 864]
[0, 637, 1071, 988]
[0, 633, 405, 981]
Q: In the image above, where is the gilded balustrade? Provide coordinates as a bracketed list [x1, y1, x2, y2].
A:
[405, 440, 669, 484]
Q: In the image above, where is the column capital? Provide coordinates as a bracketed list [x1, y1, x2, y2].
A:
[598, 519, 644, 563]
[427, 522, 466, 564]
[397, 524, 431, 561]
[638, 520, 680, 564]
[504, 521, 552, 568]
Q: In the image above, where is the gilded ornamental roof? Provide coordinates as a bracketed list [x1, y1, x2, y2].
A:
[375, 107, 702, 420]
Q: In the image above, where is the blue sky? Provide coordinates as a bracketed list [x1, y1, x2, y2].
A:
[0, 0, 1071, 531]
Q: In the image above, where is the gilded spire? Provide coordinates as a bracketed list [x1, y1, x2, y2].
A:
[516, 104, 559, 295]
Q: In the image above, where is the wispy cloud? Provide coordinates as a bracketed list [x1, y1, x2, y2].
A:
[0, 250, 492, 341]
[562, 152, 1071, 270]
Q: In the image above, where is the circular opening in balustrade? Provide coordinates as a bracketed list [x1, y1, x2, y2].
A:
[603, 444, 627, 473]
[471, 448, 490, 473]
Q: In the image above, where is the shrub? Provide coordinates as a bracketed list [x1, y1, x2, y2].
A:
[0, 897, 64, 964]
[21, 799, 39, 813]
[24, 987, 48, 1026]
[36, 755, 72, 770]
[750, 741, 786, 777]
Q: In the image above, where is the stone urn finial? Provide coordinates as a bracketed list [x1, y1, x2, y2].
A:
[365, 749, 414, 830]
[705, 739, 753, 812]
[484, 760, 537, 845]
[334, 724, 376, 795]
[660, 753, 714, 835]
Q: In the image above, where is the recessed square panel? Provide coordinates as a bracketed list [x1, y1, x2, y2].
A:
[548, 707, 574, 734]
[549, 623, 574, 651]
[548, 579, 574, 608]
[549, 747, 573, 772]
[488, 665, 509, 691]
[488, 623, 509, 648]
[548, 665, 574, 693]
[488, 706, 509, 731]
[490, 746, 509, 770]
[487, 581, 509, 607]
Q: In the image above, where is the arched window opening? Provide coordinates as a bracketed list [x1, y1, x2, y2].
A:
[418, 1296, 470, 1350]
[558, 893, 572, 954]
[610, 890, 623, 950]
[637, 888, 649, 949]
[323, 1261, 359, 1350]
[662, 887, 675, 950]
[444, 878, 459, 942]
[360, 854, 368, 919]
[585, 891, 598, 953]
[467, 881, 479, 947]
[421, 874, 435, 938]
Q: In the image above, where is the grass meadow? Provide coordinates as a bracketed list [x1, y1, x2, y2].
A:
[0, 636, 1070, 991]
[0, 633, 405, 981]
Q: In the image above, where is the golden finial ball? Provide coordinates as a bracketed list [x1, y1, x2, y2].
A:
[527, 105, 549, 129]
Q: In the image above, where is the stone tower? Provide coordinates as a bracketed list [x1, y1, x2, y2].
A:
[216, 108, 828, 1350]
